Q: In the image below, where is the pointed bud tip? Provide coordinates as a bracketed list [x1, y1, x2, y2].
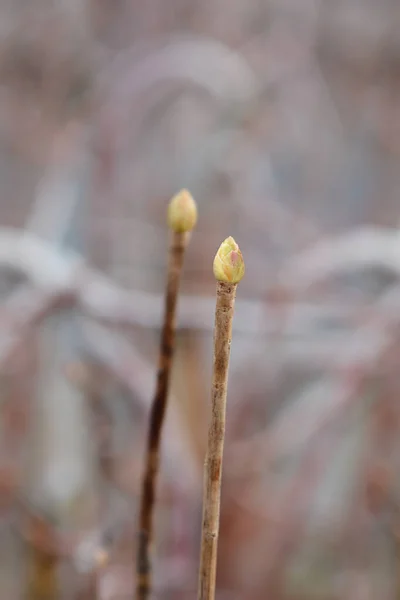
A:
[167, 189, 198, 232]
[213, 236, 245, 283]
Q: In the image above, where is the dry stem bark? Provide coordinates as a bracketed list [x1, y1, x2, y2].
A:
[136, 231, 189, 600]
[198, 281, 237, 600]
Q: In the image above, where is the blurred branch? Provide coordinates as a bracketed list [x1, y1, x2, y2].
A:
[228, 371, 365, 472]
[0, 285, 73, 370]
[0, 229, 330, 328]
[229, 281, 400, 468]
[1, 228, 400, 339]
[281, 227, 400, 290]
[104, 35, 258, 109]
[26, 121, 91, 251]
[0, 228, 81, 290]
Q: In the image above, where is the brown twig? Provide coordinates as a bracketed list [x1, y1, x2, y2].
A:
[136, 190, 197, 600]
[198, 237, 245, 600]
[24, 515, 61, 600]
[26, 548, 58, 600]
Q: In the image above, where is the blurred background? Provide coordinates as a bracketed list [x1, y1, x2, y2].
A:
[0, 0, 400, 598]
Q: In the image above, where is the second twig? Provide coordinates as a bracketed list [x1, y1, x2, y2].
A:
[198, 237, 245, 600]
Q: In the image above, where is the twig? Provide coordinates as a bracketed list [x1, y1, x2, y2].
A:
[24, 515, 62, 600]
[26, 547, 58, 600]
[198, 237, 245, 600]
[136, 190, 197, 600]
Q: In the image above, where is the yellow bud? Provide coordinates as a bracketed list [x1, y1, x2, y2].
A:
[167, 189, 198, 233]
[213, 236, 245, 283]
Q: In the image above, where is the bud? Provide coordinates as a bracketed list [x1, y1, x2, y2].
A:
[167, 189, 198, 233]
[213, 236, 245, 283]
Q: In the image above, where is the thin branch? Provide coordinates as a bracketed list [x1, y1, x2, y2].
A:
[136, 191, 197, 600]
[198, 238, 244, 600]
